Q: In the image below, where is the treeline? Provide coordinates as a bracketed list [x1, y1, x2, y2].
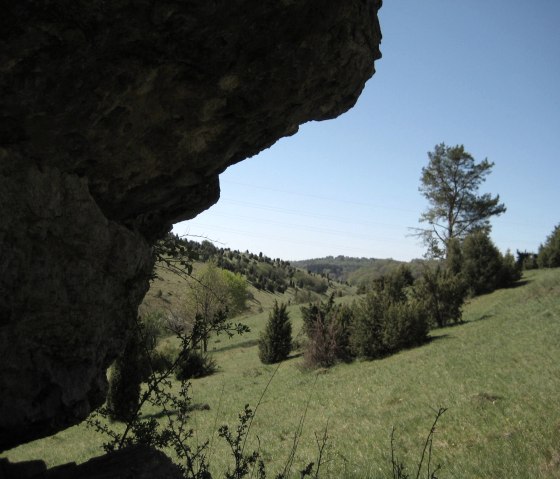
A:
[168, 237, 330, 294]
[292, 256, 431, 291]
[517, 223, 560, 270]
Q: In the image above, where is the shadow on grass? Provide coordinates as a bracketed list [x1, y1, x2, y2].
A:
[211, 338, 259, 353]
[504, 279, 531, 289]
[142, 403, 211, 420]
[426, 333, 452, 343]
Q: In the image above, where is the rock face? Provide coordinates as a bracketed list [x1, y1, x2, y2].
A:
[0, 0, 382, 451]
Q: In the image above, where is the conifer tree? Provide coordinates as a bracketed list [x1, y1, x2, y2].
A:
[416, 143, 506, 258]
[107, 328, 142, 422]
[258, 302, 292, 364]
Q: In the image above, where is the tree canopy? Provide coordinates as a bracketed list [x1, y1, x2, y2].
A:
[417, 143, 506, 258]
[538, 224, 560, 268]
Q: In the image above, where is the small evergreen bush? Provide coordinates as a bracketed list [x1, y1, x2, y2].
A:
[107, 328, 142, 422]
[258, 301, 292, 364]
[175, 348, 217, 380]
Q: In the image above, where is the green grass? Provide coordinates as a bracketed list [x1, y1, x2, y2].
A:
[3, 269, 560, 478]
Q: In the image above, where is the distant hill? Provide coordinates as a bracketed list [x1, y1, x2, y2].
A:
[292, 256, 431, 289]
[141, 237, 355, 317]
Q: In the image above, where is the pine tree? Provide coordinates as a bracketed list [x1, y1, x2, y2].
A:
[258, 302, 292, 364]
[416, 143, 506, 258]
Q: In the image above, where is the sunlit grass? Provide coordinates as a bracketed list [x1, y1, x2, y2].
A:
[3, 269, 560, 478]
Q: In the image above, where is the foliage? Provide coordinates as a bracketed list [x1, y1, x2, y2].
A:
[153, 232, 199, 281]
[350, 267, 429, 358]
[88, 312, 250, 478]
[415, 143, 506, 258]
[516, 250, 538, 270]
[500, 250, 522, 287]
[13, 270, 560, 478]
[218, 405, 266, 479]
[293, 270, 329, 294]
[293, 256, 430, 288]
[461, 231, 521, 295]
[176, 348, 218, 381]
[537, 223, 560, 268]
[107, 326, 142, 422]
[223, 271, 249, 316]
[258, 301, 292, 364]
[187, 262, 248, 351]
[301, 295, 354, 368]
[413, 265, 466, 328]
[304, 307, 352, 369]
[138, 311, 167, 380]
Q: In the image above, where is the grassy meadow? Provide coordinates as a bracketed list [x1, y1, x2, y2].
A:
[3, 268, 560, 478]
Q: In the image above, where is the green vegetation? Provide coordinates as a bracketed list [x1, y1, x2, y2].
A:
[4, 268, 560, 478]
[292, 256, 430, 292]
[415, 143, 506, 258]
[538, 223, 560, 268]
[258, 302, 292, 364]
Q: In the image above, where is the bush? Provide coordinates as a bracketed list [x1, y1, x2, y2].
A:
[516, 250, 538, 270]
[107, 328, 142, 422]
[350, 292, 387, 358]
[258, 301, 292, 364]
[150, 340, 178, 374]
[461, 231, 504, 295]
[175, 348, 217, 380]
[538, 224, 560, 268]
[303, 301, 353, 368]
[137, 311, 166, 380]
[413, 266, 466, 328]
[350, 269, 429, 358]
[500, 249, 522, 286]
[461, 231, 521, 295]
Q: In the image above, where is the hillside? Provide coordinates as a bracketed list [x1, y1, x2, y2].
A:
[5, 268, 560, 478]
[293, 256, 432, 288]
[141, 239, 356, 318]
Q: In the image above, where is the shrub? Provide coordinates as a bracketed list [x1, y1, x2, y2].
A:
[413, 265, 466, 328]
[137, 311, 166, 380]
[258, 301, 292, 364]
[350, 292, 387, 358]
[500, 249, 522, 286]
[461, 231, 504, 295]
[303, 302, 354, 368]
[107, 328, 142, 422]
[382, 299, 429, 351]
[175, 348, 217, 380]
[150, 340, 178, 374]
[351, 268, 429, 358]
[538, 223, 560, 268]
[516, 250, 538, 270]
[461, 231, 521, 294]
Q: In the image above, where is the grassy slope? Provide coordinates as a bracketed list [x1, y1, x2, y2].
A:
[3, 269, 560, 478]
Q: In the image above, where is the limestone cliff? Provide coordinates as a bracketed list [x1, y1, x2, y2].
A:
[0, 0, 382, 451]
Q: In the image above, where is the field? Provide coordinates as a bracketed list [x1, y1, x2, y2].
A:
[3, 269, 560, 478]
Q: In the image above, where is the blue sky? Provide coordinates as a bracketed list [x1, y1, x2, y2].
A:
[175, 1, 560, 261]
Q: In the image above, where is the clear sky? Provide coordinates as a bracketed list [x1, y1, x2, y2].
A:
[174, 1, 560, 262]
